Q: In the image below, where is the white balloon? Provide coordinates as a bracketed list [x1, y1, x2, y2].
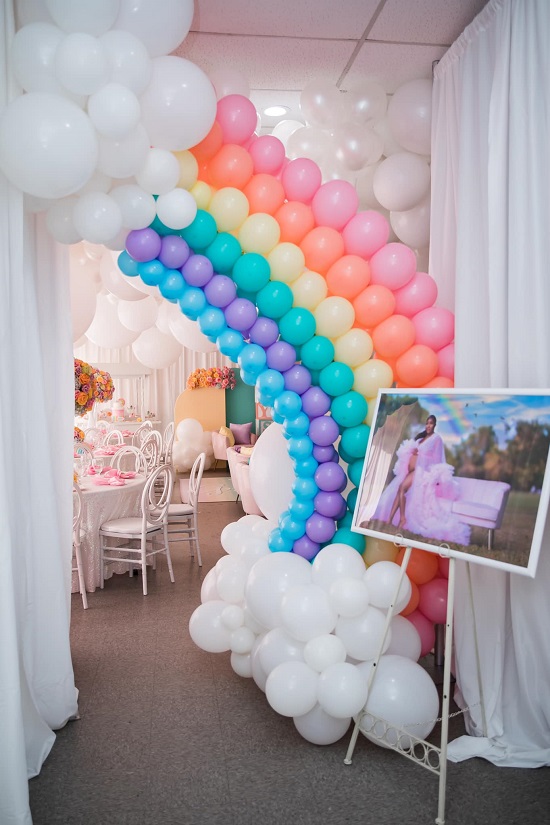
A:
[270, 119, 304, 147]
[221, 604, 245, 631]
[363, 561, 412, 613]
[100, 29, 152, 95]
[343, 80, 387, 125]
[335, 606, 390, 662]
[286, 125, 331, 166]
[373, 116, 405, 157]
[70, 265, 97, 341]
[257, 627, 305, 676]
[132, 326, 182, 369]
[73, 192, 122, 244]
[390, 192, 431, 249]
[230, 651, 253, 678]
[16, 0, 52, 25]
[239, 536, 270, 569]
[139, 56, 217, 151]
[230, 626, 256, 655]
[55, 32, 109, 96]
[135, 148, 180, 195]
[209, 67, 250, 100]
[280, 584, 337, 642]
[386, 616, 422, 661]
[97, 124, 150, 178]
[387, 78, 432, 157]
[215, 556, 248, 604]
[46, 0, 119, 35]
[156, 300, 178, 333]
[176, 418, 203, 442]
[188, 600, 232, 653]
[329, 577, 370, 618]
[248, 423, 294, 523]
[317, 662, 369, 718]
[303, 634, 347, 673]
[250, 637, 268, 692]
[88, 82, 141, 140]
[114, 0, 194, 58]
[300, 80, 344, 129]
[46, 196, 81, 244]
[0, 93, 98, 198]
[110, 184, 156, 230]
[11, 22, 64, 94]
[311, 543, 367, 592]
[373, 152, 430, 212]
[200, 567, 219, 602]
[103, 226, 129, 250]
[155, 188, 197, 230]
[172, 440, 199, 473]
[265, 661, 318, 718]
[117, 295, 158, 331]
[86, 292, 139, 348]
[294, 703, 351, 745]
[331, 123, 384, 172]
[77, 170, 112, 196]
[355, 163, 382, 209]
[245, 552, 312, 630]
[168, 311, 217, 352]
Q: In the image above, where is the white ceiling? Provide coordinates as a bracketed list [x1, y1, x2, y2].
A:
[175, 0, 488, 130]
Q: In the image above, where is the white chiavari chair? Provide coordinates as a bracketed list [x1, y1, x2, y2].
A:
[167, 452, 205, 567]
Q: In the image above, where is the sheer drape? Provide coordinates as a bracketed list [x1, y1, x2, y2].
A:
[431, 0, 550, 766]
[0, 5, 77, 823]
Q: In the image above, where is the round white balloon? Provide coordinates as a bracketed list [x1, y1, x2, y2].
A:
[248, 423, 294, 523]
[86, 292, 139, 348]
[46, 196, 81, 244]
[88, 83, 141, 140]
[373, 152, 431, 212]
[132, 326, 182, 369]
[245, 551, 312, 630]
[117, 295, 158, 331]
[169, 311, 217, 352]
[73, 192, 122, 244]
[99, 29, 152, 95]
[110, 184, 156, 230]
[70, 266, 97, 340]
[265, 661, 318, 718]
[387, 78, 432, 157]
[294, 703, 351, 746]
[54, 32, 109, 96]
[114, 0, 194, 58]
[97, 124, 149, 179]
[155, 188, 197, 230]
[46, 0, 119, 36]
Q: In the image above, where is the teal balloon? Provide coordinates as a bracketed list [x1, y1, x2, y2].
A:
[178, 287, 206, 320]
[236, 287, 258, 302]
[149, 214, 172, 236]
[198, 307, 226, 339]
[205, 232, 242, 274]
[347, 459, 364, 488]
[340, 424, 371, 459]
[138, 259, 165, 286]
[346, 487, 358, 514]
[118, 250, 139, 276]
[338, 510, 354, 529]
[333, 527, 365, 553]
[319, 362, 354, 397]
[331, 391, 368, 428]
[300, 336, 335, 371]
[159, 268, 186, 300]
[278, 307, 316, 347]
[338, 442, 355, 465]
[180, 209, 217, 250]
[233, 253, 270, 293]
[217, 328, 245, 361]
[256, 281, 293, 319]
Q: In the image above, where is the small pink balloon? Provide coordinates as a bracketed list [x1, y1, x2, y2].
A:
[438, 342, 455, 379]
[311, 180, 359, 231]
[249, 135, 286, 175]
[243, 132, 259, 150]
[438, 557, 450, 579]
[412, 307, 455, 351]
[216, 94, 258, 145]
[393, 271, 438, 317]
[369, 242, 416, 291]
[405, 610, 435, 658]
[418, 577, 448, 625]
[342, 210, 389, 260]
[281, 158, 322, 203]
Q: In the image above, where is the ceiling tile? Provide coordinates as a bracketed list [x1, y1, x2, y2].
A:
[343, 41, 447, 93]
[368, 0, 488, 45]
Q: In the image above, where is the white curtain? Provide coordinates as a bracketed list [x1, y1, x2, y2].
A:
[0, 5, 78, 823]
[431, 0, 550, 766]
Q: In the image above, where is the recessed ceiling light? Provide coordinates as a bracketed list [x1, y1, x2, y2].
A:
[263, 105, 289, 117]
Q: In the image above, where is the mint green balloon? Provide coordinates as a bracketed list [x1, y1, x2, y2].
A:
[279, 307, 316, 347]
[256, 281, 293, 319]
[205, 232, 242, 273]
[331, 391, 368, 428]
[180, 209, 218, 250]
[233, 252, 270, 293]
[333, 527, 365, 553]
[319, 361, 354, 397]
[340, 423, 371, 459]
[300, 336, 335, 371]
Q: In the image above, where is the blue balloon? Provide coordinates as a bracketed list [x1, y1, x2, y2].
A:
[238, 343, 267, 378]
[268, 528, 294, 553]
[279, 514, 306, 542]
[198, 306, 226, 339]
[283, 412, 310, 438]
[292, 477, 318, 500]
[288, 497, 315, 521]
[138, 259, 165, 286]
[274, 390, 302, 421]
[217, 329, 245, 361]
[256, 369, 285, 404]
[294, 456, 318, 478]
[287, 436, 313, 460]
[178, 287, 207, 320]
[118, 250, 139, 277]
[159, 268, 186, 300]
[240, 368, 259, 386]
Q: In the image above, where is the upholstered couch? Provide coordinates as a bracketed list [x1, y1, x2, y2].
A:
[226, 446, 263, 516]
[211, 423, 257, 468]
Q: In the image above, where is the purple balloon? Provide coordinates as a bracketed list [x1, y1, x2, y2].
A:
[312, 444, 338, 463]
[181, 254, 214, 287]
[301, 386, 331, 418]
[159, 235, 190, 269]
[266, 341, 296, 372]
[283, 364, 312, 395]
[125, 227, 161, 262]
[314, 461, 347, 492]
[308, 415, 340, 447]
[204, 274, 237, 308]
[249, 317, 279, 348]
[292, 534, 321, 561]
[224, 298, 258, 332]
[305, 513, 336, 544]
[314, 491, 347, 519]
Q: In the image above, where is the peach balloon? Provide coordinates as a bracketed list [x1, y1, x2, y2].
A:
[275, 201, 316, 244]
[291, 270, 327, 310]
[300, 226, 345, 275]
[372, 314, 416, 359]
[281, 157, 322, 203]
[353, 359, 394, 398]
[369, 242, 416, 291]
[342, 210, 389, 260]
[412, 307, 455, 351]
[396, 547, 438, 585]
[208, 144, 254, 190]
[243, 173, 285, 215]
[353, 284, 395, 329]
[190, 120, 223, 164]
[422, 376, 454, 388]
[311, 180, 359, 231]
[238, 212, 280, 254]
[363, 536, 399, 566]
[334, 328, 373, 368]
[393, 271, 438, 317]
[249, 135, 286, 175]
[267, 242, 305, 284]
[395, 343, 439, 386]
[313, 296, 355, 339]
[326, 255, 371, 300]
[400, 580, 420, 616]
[437, 343, 455, 380]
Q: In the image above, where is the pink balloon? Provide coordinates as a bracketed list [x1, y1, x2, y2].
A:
[249, 135, 286, 175]
[418, 577, 448, 625]
[393, 271, 438, 317]
[412, 307, 455, 351]
[216, 94, 258, 145]
[438, 557, 449, 579]
[311, 180, 359, 231]
[369, 242, 416, 291]
[342, 210, 389, 260]
[281, 158, 322, 203]
[406, 609, 435, 657]
[437, 342, 455, 379]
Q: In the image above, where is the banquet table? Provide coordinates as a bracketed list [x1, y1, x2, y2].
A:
[73, 473, 147, 593]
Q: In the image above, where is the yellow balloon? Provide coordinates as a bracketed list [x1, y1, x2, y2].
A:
[291, 270, 327, 310]
[362, 536, 399, 566]
[267, 243, 305, 284]
[209, 187, 249, 232]
[334, 328, 374, 367]
[191, 181, 213, 210]
[314, 296, 355, 339]
[364, 397, 379, 426]
[353, 358, 394, 398]
[174, 150, 198, 189]
[238, 212, 280, 254]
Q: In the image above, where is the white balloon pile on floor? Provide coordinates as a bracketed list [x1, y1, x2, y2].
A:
[172, 417, 214, 472]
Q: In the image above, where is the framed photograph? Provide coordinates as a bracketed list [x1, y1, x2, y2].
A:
[351, 389, 550, 577]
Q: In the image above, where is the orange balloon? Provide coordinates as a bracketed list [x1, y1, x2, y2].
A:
[400, 580, 420, 616]
[396, 344, 439, 386]
[300, 226, 345, 275]
[326, 255, 371, 299]
[208, 144, 254, 190]
[197, 162, 213, 185]
[396, 547, 439, 585]
[422, 375, 454, 388]
[353, 285, 395, 329]
[275, 201, 315, 244]
[190, 120, 223, 164]
[372, 314, 416, 359]
[243, 173, 285, 215]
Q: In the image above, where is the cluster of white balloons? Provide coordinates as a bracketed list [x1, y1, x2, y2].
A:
[272, 77, 432, 256]
[190, 515, 439, 747]
[1, 0, 215, 247]
[173, 417, 213, 473]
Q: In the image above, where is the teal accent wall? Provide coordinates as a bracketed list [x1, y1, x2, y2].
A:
[225, 372, 256, 431]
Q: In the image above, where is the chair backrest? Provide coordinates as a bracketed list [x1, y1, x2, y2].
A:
[188, 452, 206, 510]
[73, 483, 83, 536]
[162, 421, 175, 463]
[110, 445, 148, 475]
[96, 420, 112, 432]
[103, 428, 124, 445]
[132, 420, 153, 447]
[74, 443, 93, 479]
[141, 429, 162, 472]
[84, 427, 105, 447]
[142, 464, 174, 526]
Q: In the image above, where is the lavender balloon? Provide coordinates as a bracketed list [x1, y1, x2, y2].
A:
[266, 340, 296, 372]
[125, 227, 161, 262]
[313, 444, 338, 463]
[314, 461, 347, 492]
[309, 415, 340, 447]
[204, 274, 237, 308]
[305, 513, 336, 544]
[249, 316, 279, 348]
[283, 364, 312, 395]
[313, 491, 347, 519]
[292, 534, 321, 561]
[224, 298, 258, 332]
[301, 386, 331, 418]
[181, 254, 214, 287]
[159, 235, 190, 269]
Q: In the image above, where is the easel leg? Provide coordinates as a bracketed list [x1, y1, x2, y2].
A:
[435, 557, 456, 825]
[466, 562, 488, 737]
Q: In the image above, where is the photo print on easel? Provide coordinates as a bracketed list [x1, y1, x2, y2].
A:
[352, 389, 550, 577]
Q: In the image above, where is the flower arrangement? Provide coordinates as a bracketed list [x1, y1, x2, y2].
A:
[74, 359, 114, 415]
[187, 366, 236, 390]
[74, 426, 85, 442]
[93, 368, 115, 404]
